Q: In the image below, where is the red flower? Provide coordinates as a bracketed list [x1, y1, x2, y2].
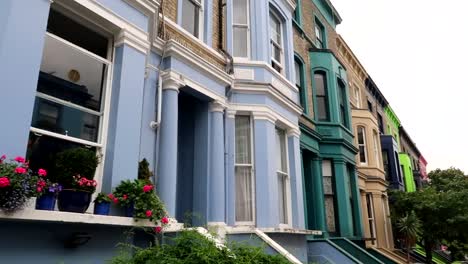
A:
[154, 226, 162, 233]
[38, 169, 47, 177]
[14, 156, 25, 163]
[113, 198, 119, 204]
[0, 155, 6, 160]
[145, 210, 152, 217]
[37, 180, 46, 187]
[107, 193, 114, 199]
[123, 194, 128, 200]
[161, 216, 169, 225]
[0, 177, 10, 188]
[37, 187, 42, 193]
[15, 167, 26, 174]
[143, 185, 153, 193]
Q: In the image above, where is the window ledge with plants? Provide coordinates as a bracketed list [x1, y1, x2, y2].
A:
[0, 152, 177, 233]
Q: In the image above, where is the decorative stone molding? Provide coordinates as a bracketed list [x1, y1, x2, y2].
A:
[209, 101, 226, 113]
[115, 29, 150, 54]
[226, 109, 237, 119]
[287, 128, 301, 138]
[160, 70, 185, 92]
[252, 111, 277, 124]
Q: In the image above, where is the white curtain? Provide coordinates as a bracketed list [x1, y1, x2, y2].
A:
[235, 116, 253, 222]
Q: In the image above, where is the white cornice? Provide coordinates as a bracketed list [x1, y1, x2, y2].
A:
[230, 104, 298, 130]
[115, 29, 150, 54]
[209, 101, 226, 113]
[160, 70, 185, 91]
[123, 0, 160, 15]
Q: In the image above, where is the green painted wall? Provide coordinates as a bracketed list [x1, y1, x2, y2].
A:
[299, 51, 363, 239]
[311, 0, 340, 28]
[384, 106, 401, 149]
[399, 153, 416, 192]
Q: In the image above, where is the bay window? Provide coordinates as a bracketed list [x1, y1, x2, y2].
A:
[233, 0, 250, 58]
[27, 9, 111, 180]
[269, 10, 283, 73]
[235, 116, 255, 224]
[181, 0, 203, 38]
[275, 128, 289, 225]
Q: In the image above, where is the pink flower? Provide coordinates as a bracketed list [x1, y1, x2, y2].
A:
[161, 216, 169, 225]
[123, 194, 128, 200]
[107, 194, 114, 199]
[0, 155, 6, 160]
[37, 180, 46, 187]
[37, 187, 42, 193]
[15, 167, 26, 174]
[145, 210, 152, 217]
[0, 177, 10, 188]
[113, 198, 119, 204]
[154, 226, 162, 233]
[38, 169, 47, 177]
[14, 156, 25, 163]
[92, 181, 97, 187]
[143, 185, 153, 193]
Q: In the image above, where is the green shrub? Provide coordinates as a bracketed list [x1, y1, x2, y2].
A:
[54, 148, 98, 187]
[138, 158, 153, 183]
[110, 230, 290, 264]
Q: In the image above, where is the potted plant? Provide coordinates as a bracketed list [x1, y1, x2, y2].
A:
[0, 155, 41, 212]
[54, 148, 99, 213]
[35, 176, 62, 211]
[113, 180, 137, 217]
[93, 192, 112, 215]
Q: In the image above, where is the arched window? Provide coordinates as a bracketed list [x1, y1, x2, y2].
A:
[314, 71, 329, 121]
[357, 126, 367, 164]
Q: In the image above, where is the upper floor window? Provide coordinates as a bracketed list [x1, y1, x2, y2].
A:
[322, 159, 338, 235]
[367, 99, 373, 113]
[276, 128, 290, 225]
[373, 131, 380, 168]
[294, 57, 307, 112]
[181, 0, 203, 38]
[314, 71, 330, 121]
[315, 19, 325, 48]
[354, 86, 361, 108]
[270, 10, 283, 73]
[293, 0, 302, 25]
[233, 0, 250, 58]
[377, 113, 384, 133]
[338, 79, 348, 128]
[357, 126, 367, 164]
[366, 193, 377, 245]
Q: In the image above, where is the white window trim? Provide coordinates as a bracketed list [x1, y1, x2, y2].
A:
[276, 128, 292, 227]
[179, 0, 205, 40]
[354, 86, 361, 108]
[30, 20, 114, 203]
[373, 130, 381, 169]
[366, 193, 377, 245]
[234, 115, 256, 226]
[269, 10, 284, 74]
[357, 126, 368, 165]
[232, 0, 250, 59]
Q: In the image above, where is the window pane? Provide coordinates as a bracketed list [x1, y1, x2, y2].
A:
[235, 116, 251, 164]
[31, 97, 100, 142]
[40, 35, 107, 111]
[233, 27, 248, 57]
[325, 196, 336, 232]
[357, 127, 365, 144]
[275, 128, 287, 172]
[278, 173, 288, 224]
[315, 25, 321, 40]
[270, 14, 281, 44]
[317, 98, 328, 121]
[294, 60, 301, 87]
[235, 166, 253, 222]
[26, 133, 97, 182]
[314, 73, 325, 96]
[233, 0, 248, 24]
[359, 146, 367, 163]
[182, 0, 199, 37]
[272, 43, 281, 62]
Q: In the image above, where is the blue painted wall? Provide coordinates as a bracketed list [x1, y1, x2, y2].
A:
[0, 0, 51, 158]
[381, 135, 404, 190]
[96, 0, 149, 31]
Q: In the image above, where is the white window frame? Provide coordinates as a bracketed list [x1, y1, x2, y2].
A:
[234, 115, 256, 226]
[269, 10, 284, 74]
[276, 128, 291, 227]
[180, 0, 204, 40]
[30, 9, 114, 200]
[357, 126, 368, 165]
[232, 0, 250, 58]
[373, 130, 381, 168]
[366, 193, 377, 246]
[354, 86, 361, 108]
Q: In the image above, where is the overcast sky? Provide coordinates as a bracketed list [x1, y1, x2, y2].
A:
[331, 0, 468, 173]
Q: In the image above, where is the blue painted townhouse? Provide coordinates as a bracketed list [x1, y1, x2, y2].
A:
[0, 0, 314, 263]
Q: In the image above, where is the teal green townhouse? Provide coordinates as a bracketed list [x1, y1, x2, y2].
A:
[0, 0, 426, 263]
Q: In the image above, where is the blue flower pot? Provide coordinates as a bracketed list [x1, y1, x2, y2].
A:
[124, 202, 134, 217]
[57, 190, 92, 213]
[93, 202, 110, 215]
[35, 193, 56, 211]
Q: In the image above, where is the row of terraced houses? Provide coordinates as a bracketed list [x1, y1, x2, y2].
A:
[0, 0, 428, 263]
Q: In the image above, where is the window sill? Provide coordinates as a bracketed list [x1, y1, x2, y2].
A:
[225, 225, 322, 235]
[0, 208, 183, 232]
